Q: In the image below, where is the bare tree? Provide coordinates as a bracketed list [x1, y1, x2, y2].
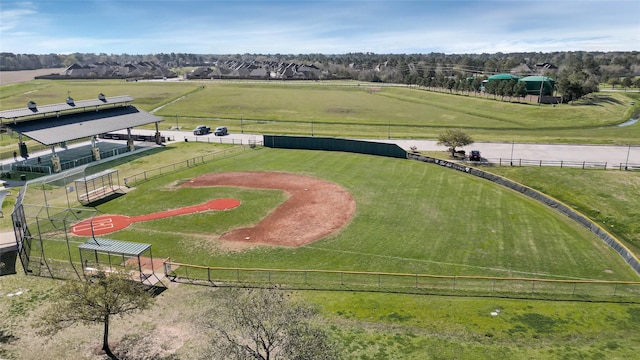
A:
[437, 129, 474, 157]
[198, 288, 340, 360]
[36, 270, 154, 360]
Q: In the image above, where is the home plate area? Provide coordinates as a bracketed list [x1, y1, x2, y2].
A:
[71, 198, 241, 236]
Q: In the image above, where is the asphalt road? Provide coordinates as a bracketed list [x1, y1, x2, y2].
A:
[158, 129, 640, 166]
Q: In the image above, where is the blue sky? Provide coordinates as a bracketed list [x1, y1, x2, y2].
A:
[1, 0, 638, 55]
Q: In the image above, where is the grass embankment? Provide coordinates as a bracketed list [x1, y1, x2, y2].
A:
[486, 166, 640, 257]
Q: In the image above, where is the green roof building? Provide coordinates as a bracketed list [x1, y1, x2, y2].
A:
[487, 73, 521, 81]
[519, 76, 555, 96]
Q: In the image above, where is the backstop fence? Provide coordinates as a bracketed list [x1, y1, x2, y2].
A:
[163, 262, 640, 303]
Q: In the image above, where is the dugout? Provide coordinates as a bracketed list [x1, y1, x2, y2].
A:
[78, 238, 159, 285]
[74, 169, 123, 205]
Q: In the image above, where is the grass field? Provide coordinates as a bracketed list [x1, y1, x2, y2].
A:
[1, 80, 639, 147]
[1, 142, 639, 358]
[20, 142, 638, 282]
[1, 79, 639, 359]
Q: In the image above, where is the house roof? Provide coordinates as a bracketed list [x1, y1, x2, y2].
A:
[5, 105, 162, 145]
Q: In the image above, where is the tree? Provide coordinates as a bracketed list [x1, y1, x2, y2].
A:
[37, 270, 154, 360]
[437, 129, 474, 157]
[198, 288, 340, 360]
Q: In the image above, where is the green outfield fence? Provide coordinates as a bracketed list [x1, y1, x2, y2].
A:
[163, 262, 640, 302]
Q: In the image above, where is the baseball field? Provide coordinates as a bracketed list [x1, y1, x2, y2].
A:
[1, 78, 639, 359]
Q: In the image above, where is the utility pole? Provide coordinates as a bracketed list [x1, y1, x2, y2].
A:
[510, 140, 515, 166]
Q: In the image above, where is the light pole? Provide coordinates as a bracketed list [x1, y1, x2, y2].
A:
[241, 115, 244, 134]
[311, 119, 314, 137]
[625, 144, 631, 170]
[175, 114, 178, 129]
[510, 140, 515, 166]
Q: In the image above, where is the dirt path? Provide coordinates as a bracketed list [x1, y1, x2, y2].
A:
[0, 68, 65, 85]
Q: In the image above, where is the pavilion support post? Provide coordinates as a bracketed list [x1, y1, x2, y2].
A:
[155, 122, 161, 145]
[127, 128, 135, 151]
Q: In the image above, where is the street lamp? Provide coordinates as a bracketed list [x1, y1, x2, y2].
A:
[510, 140, 515, 166]
[625, 144, 631, 170]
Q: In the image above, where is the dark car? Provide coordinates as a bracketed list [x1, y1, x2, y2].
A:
[469, 150, 481, 161]
[214, 126, 228, 136]
[193, 125, 211, 135]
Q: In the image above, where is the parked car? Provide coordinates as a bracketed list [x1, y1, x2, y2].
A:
[193, 125, 210, 135]
[214, 126, 228, 136]
[469, 150, 481, 161]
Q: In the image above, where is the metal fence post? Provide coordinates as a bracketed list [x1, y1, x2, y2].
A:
[207, 267, 211, 282]
[341, 272, 344, 286]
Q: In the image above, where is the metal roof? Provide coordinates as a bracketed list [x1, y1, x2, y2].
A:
[76, 169, 119, 183]
[4, 106, 163, 145]
[79, 238, 151, 256]
[0, 95, 134, 119]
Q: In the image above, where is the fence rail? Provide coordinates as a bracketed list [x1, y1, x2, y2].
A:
[163, 262, 640, 302]
[484, 157, 640, 170]
[183, 136, 261, 145]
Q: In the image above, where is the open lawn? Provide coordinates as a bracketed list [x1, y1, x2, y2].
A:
[1, 263, 639, 359]
[1, 80, 639, 146]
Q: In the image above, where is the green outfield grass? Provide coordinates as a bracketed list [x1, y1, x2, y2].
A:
[26, 142, 638, 282]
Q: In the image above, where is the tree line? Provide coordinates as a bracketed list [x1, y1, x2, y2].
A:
[2, 51, 639, 101]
